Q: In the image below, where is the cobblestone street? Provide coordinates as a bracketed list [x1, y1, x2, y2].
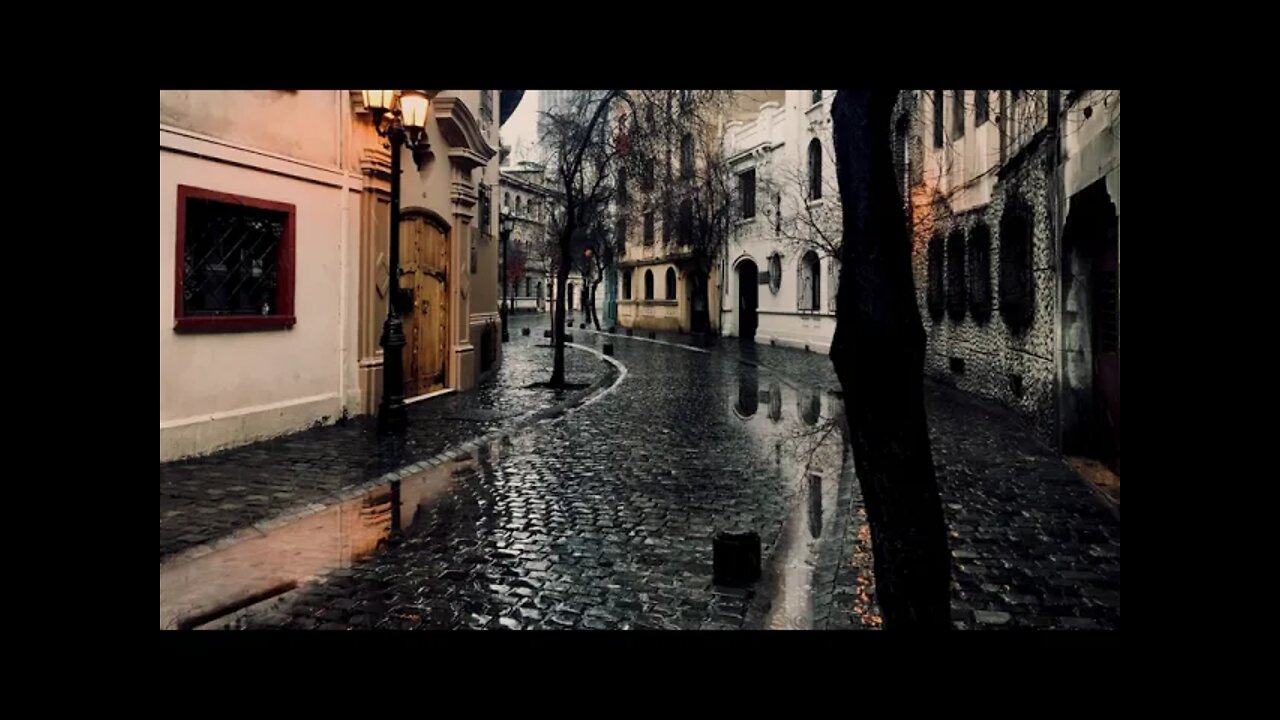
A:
[166, 313, 1119, 631]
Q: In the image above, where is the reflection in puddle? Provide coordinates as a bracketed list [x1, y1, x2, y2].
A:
[730, 378, 849, 629]
[159, 454, 479, 630]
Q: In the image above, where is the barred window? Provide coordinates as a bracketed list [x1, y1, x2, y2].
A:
[622, 269, 633, 299]
[739, 168, 756, 218]
[933, 90, 944, 148]
[999, 195, 1035, 333]
[175, 185, 296, 332]
[968, 221, 992, 321]
[679, 199, 693, 245]
[952, 90, 965, 139]
[926, 233, 945, 321]
[808, 139, 823, 201]
[798, 250, 821, 311]
[975, 90, 989, 125]
[946, 228, 966, 321]
[665, 267, 676, 300]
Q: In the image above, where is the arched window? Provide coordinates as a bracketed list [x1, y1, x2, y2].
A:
[808, 139, 823, 201]
[536, 281, 543, 299]
[644, 269, 654, 300]
[622, 269, 632, 299]
[503, 191, 511, 211]
[525, 277, 532, 296]
[768, 252, 783, 294]
[926, 234, 945, 321]
[999, 194, 1035, 333]
[968, 222, 992, 322]
[665, 267, 677, 300]
[947, 228, 967, 321]
[798, 250, 821, 311]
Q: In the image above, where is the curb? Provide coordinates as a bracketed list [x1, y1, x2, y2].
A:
[159, 343, 624, 570]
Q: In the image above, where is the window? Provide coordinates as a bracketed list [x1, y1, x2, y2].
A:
[617, 166, 627, 203]
[808, 139, 823, 201]
[480, 184, 492, 234]
[968, 222, 992, 322]
[946, 228, 966, 321]
[642, 157, 655, 191]
[643, 211, 655, 245]
[828, 256, 840, 312]
[515, 196, 523, 216]
[681, 134, 694, 179]
[739, 169, 756, 219]
[174, 185, 296, 332]
[933, 90, 944, 148]
[926, 234, 944, 321]
[503, 191, 510, 212]
[622, 269, 633, 299]
[665, 267, 676, 300]
[774, 193, 781, 235]
[975, 90, 989, 125]
[999, 194, 1035, 333]
[644, 269, 654, 299]
[768, 253, 782, 294]
[525, 277, 532, 296]
[798, 250, 821, 311]
[679, 199, 693, 245]
[811, 90, 823, 105]
[952, 90, 965, 139]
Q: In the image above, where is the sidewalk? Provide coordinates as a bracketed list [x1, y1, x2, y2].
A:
[159, 332, 615, 563]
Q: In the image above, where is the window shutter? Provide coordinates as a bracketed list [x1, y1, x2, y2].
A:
[796, 258, 805, 310]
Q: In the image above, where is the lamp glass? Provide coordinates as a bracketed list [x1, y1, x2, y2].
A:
[362, 90, 396, 112]
[400, 91, 429, 129]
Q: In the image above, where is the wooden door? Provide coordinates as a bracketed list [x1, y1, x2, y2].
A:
[399, 215, 449, 398]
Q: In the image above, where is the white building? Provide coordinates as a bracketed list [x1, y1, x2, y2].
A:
[721, 90, 841, 353]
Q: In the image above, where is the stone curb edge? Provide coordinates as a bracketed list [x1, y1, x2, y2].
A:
[160, 343, 625, 571]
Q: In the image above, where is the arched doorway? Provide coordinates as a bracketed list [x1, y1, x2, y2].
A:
[688, 269, 710, 334]
[1061, 180, 1120, 472]
[398, 212, 449, 398]
[736, 259, 759, 341]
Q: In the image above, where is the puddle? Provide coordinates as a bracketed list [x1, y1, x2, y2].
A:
[159, 453, 482, 630]
[730, 372, 853, 629]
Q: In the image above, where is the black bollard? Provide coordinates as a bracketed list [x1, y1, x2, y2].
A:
[565, 333, 574, 342]
[602, 343, 614, 356]
[626, 328, 634, 337]
[713, 530, 761, 587]
[522, 327, 531, 336]
[648, 331, 656, 340]
[544, 330, 552, 338]
[580, 323, 586, 329]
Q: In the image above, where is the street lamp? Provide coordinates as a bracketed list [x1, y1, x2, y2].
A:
[499, 206, 515, 342]
[364, 90, 432, 436]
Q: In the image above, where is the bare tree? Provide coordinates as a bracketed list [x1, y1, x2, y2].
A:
[829, 90, 950, 630]
[614, 90, 739, 335]
[538, 90, 626, 386]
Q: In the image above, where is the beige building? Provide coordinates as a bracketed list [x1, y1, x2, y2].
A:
[615, 91, 783, 335]
[161, 90, 509, 461]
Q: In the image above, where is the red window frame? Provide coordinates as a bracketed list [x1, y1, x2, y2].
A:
[173, 185, 297, 333]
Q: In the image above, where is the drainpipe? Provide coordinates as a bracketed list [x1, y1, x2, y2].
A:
[1046, 90, 1066, 451]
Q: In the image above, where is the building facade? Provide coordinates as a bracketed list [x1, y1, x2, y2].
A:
[614, 91, 781, 335]
[161, 90, 511, 461]
[721, 90, 842, 353]
[902, 89, 1120, 471]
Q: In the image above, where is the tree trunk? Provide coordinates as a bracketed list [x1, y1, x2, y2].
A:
[589, 279, 602, 330]
[551, 222, 574, 388]
[829, 90, 950, 631]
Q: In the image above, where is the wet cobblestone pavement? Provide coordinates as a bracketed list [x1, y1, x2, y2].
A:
[159, 321, 610, 562]
[196, 315, 1120, 631]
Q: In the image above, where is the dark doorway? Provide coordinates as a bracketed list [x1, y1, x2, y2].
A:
[688, 270, 710, 334]
[737, 259, 759, 341]
[567, 282, 574, 313]
[1061, 180, 1120, 473]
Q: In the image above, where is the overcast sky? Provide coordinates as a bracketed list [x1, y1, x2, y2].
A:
[501, 90, 540, 165]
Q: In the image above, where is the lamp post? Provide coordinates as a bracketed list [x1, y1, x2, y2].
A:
[499, 206, 514, 342]
[363, 90, 431, 436]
